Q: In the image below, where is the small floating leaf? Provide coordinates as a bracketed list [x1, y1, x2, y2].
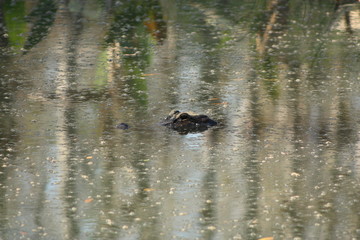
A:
[84, 197, 94, 203]
[143, 188, 155, 192]
[142, 73, 159, 76]
[207, 226, 216, 231]
[212, 102, 228, 105]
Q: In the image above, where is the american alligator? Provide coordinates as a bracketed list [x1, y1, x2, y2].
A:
[162, 110, 217, 134]
[116, 110, 217, 134]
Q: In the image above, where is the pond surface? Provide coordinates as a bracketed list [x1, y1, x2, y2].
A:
[1, 0, 360, 239]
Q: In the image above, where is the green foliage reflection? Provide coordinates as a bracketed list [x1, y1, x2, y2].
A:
[24, 0, 57, 51]
[107, 0, 167, 106]
[3, 0, 27, 49]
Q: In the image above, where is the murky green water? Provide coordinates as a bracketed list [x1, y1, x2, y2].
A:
[1, 0, 360, 239]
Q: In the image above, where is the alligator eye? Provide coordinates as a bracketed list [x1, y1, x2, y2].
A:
[179, 113, 190, 119]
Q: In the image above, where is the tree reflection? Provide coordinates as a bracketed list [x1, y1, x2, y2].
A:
[23, 0, 57, 51]
[0, 2, 8, 48]
[0, 100, 18, 238]
[107, 0, 166, 46]
[255, 0, 289, 56]
[335, 1, 360, 34]
[0, 0, 359, 239]
[106, 0, 167, 107]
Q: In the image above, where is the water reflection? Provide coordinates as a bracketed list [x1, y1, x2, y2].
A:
[23, 0, 57, 51]
[0, 0, 360, 239]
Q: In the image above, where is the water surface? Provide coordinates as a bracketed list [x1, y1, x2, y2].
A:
[1, 0, 360, 239]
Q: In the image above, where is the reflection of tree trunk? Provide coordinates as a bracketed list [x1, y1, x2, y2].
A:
[344, 10, 353, 34]
[256, 0, 289, 56]
[243, 75, 264, 239]
[23, 0, 57, 51]
[0, 1, 8, 47]
[333, 1, 359, 35]
[200, 171, 217, 239]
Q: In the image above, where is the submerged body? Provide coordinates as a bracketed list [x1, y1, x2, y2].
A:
[163, 110, 217, 134]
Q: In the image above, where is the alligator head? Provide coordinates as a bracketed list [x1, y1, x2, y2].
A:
[163, 110, 217, 134]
